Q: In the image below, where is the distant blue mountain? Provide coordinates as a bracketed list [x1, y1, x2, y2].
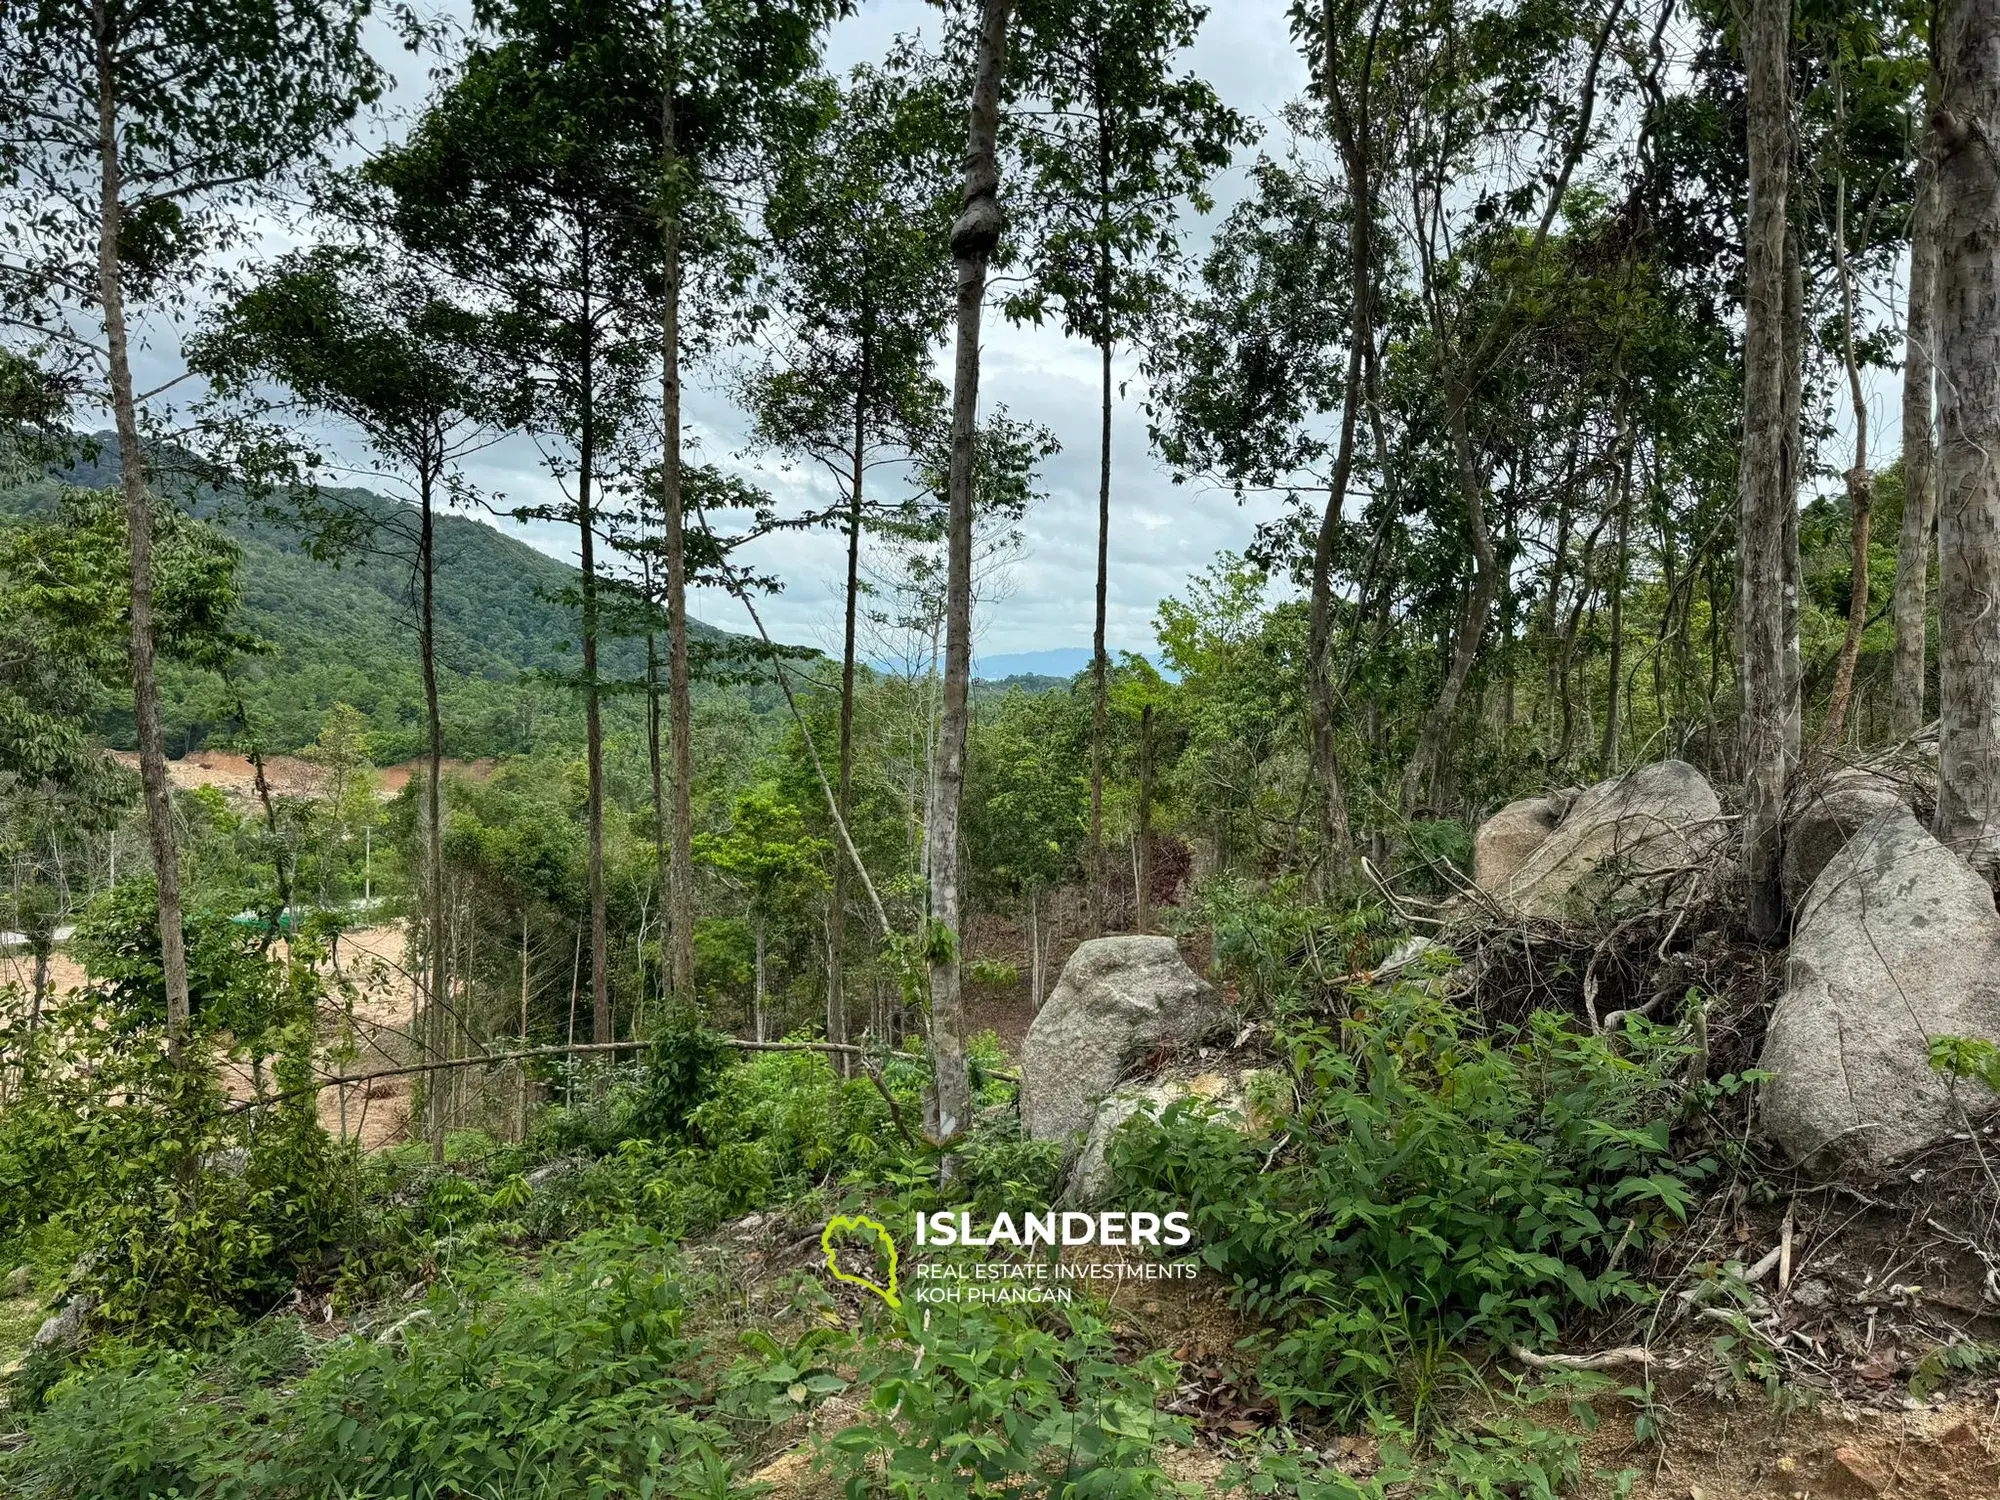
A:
[975, 647, 1094, 680]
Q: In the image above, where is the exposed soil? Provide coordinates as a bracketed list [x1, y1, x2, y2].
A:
[1577, 1392, 2000, 1499]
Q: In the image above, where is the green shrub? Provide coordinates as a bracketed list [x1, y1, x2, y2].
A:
[1112, 985, 1713, 1420]
[6, 1229, 753, 1499]
[1189, 876, 1394, 1007]
[826, 1297, 1191, 1499]
[0, 896, 356, 1346]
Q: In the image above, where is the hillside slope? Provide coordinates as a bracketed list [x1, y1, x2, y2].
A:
[3, 451, 750, 760]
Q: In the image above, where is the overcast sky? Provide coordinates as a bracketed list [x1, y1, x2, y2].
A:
[425, 0, 1314, 666]
[116, 0, 1905, 668]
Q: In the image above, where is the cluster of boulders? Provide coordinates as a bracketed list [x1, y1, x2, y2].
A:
[1015, 748, 2000, 1201]
[1473, 748, 2000, 1179]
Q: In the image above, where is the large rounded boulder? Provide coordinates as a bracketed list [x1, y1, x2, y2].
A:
[1019, 936, 1223, 1144]
[1472, 793, 1568, 895]
[1487, 760, 1724, 918]
[1760, 807, 2000, 1175]
[1780, 767, 1915, 911]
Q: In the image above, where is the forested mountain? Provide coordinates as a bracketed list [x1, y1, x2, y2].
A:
[2, 450, 748, 761]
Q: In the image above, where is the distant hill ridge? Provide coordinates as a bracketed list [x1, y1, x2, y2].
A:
[3, 443, 748, 761]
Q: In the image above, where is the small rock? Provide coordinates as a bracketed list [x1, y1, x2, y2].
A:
[32, 1293, 95, 1350]
[1832, 1445, 1888, 1494]
[4, 1264, 34, 1298]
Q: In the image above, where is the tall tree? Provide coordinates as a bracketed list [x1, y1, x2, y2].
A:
[1007, 0, 1247, 929]
[1934, 0, 2000, 879]
[193, 244, 505, 1157]
[652, 0, 840, 1008]
[373, 0, 667, 1051]
[1295, 0, 1387, 887]
[746, 62, 954, 1062]
[1395, 0, 1628, 817]
[1893, 95, 1939, 737]
[1738, 0, 1801, 934]
[0, 0, 380, 1056]
[929, 0, 1014, 1144]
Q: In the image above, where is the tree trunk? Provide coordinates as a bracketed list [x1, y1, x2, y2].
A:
[1310, 2, 1371, 889]
[576, 228, 610, 1048]
[1089, 318, 1111, 935]
[1818, 129, 1876, 753]
[1089, 103, 1113, 937]
[829, 340, 868, 1077]
[1302, 244, 1362, 886]
[1601, 434, 1632, 770]
[1934, 0, 2000, 881]
[1400, 393, 1498, 815]
[662, 73, 698, 1007]
[93, 10, 189, 1057]
[419, 466, 447, 1163]
[518, 909, 530, 1141]
[1135, 702, 1153, 933]
[1738, 0, 1799, 937]
[1892, 156, 1939, 737]
[646, 621, 668, 1002]
[753, 913, 767, 1044]
[927, 0, 1012, 1144]
[1028, 890, 1043, 1011]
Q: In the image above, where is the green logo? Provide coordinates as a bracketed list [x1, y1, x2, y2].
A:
[821, 1213, 901, 1308]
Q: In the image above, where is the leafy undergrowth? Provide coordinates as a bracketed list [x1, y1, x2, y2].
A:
[0, 931, 1818, 1500]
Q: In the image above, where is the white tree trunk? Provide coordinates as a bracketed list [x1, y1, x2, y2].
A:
[1935, 0, 2000, 881]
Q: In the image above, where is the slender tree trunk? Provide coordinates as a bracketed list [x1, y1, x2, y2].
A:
[1028, 890, 1042, 1011]
[1089, 106, 1113, 936]
[575, 233, 610, 1047]
[1934, 0, 2000, 880]
[646, 621, 668, 997]
[1089, 319, 1111, 935]
[753, 914, 767, 1043]
[1311, 2, 1370, 888]
[1893, 155, 1940, 736]
[1401, 393, 1498, 815]
[1738, 0, 1799, 936]
[662, 72, 698, 1005]
[927, 0, 1012, 1144]
[1601, 435, 1632, 770]
[829, 338, 868, 1077]
[419, 466, 447, 1163]
[1135, 702, 1153, 933]
[1817, 157, 1875, 753]
[93, 11, 188, 1057]
[517, 909, 530, 1142]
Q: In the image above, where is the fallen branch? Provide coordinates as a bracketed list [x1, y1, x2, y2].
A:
[1509, 1343, 1656, 1371]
